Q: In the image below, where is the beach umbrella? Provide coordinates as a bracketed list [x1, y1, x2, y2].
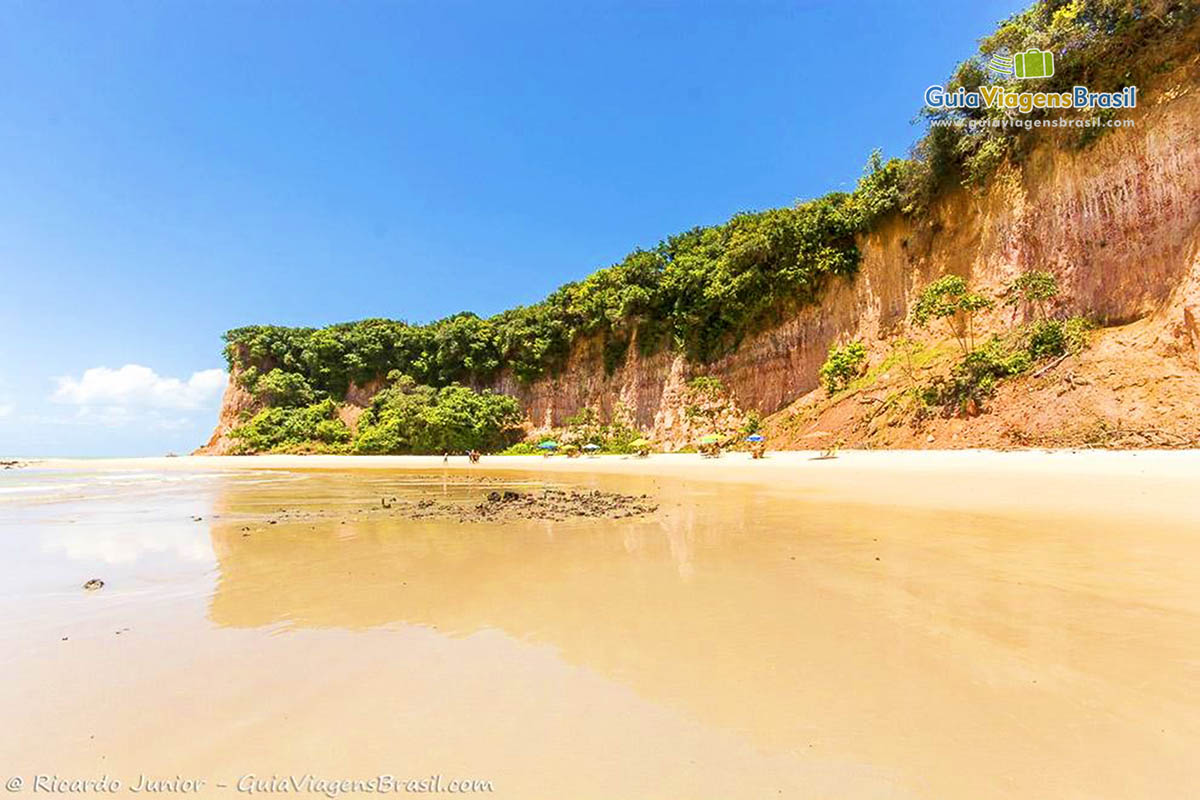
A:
[746, 434, 765, 442]
[563, 443, 579, 450]
[630, 438, 651, 447]
[699, 434, 721, 444]
[582, 443, 601, 451]
[538, 441, 559, 450]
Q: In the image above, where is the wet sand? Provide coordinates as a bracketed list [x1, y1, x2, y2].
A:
[3, 452, 1200, 798]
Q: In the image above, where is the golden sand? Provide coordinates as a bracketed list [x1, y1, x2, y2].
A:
[3, 452, 1199, 798]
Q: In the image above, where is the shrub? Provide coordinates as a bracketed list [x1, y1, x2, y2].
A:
[819, 341, 867, 393]
[229, 399, 348, 453]
[1062, 316, 1093, 354]
[964, 338, 1032, 383]
[499, 442, 541, 455]
[911, 276, 993, 355]
[1027, 319, 1066, 359]
[314, 418, 351, 445]
[551, 403, 646, 453]
[1006, 270, 1059, 320]
[253, 368, 316, 407]
[742, 410, 762, 435]
[921, 338, 1030, 413]
[236, 365, 260, 390]
[920, 311, 1093, 414]
[687, 376, 725, 397]
[354, 383, 523, 455]
[601, 423, 643, 454]
[1028, 315, 1094, 359]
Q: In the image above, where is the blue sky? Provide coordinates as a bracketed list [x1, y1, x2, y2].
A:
[0, 0, 1024, 456]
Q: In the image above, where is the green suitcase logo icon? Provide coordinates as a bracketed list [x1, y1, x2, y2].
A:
[1014, 49, 1054, 80]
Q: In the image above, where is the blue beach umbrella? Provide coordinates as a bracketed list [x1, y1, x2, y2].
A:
[746, 434, 765, 442]
[538, 441, 559, 450]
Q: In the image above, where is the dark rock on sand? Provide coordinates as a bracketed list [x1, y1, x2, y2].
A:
[393, 486, 657, 523]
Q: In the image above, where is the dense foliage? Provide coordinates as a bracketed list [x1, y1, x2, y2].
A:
[224, 151, 913, 400]
[819, 341, 868, 393]
[229, 399, 351, 454]
[919, 0, 1197, 189]
[544, 404, 646, 454]
[219, 0, 1181, 448]
[354, 378, 523, 454]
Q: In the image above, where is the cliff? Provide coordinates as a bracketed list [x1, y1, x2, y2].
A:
[202, 51, 1200, 453]
[480, 56, 1200, 449]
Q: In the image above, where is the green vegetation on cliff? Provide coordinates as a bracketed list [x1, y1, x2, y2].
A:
[220, 0, 1192, 453]
[922, 0, 1195, 185]
[911, 271, 1094, 414]
[229, 399, 351, 454]
[224, 159, 904, 400]
[229, 380, 522, 455]
[354, 378, 523, 454]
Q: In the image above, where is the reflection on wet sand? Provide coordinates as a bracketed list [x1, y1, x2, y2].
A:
[200, 469, 1200, 799]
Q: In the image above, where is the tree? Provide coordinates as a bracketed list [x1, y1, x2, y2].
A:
[819, 341, 867, 393]
[254, 368, 316, 407]
[354, 382, 523, 455]
[1005, 269, 1059, 320]
[911, 275, 994, 355]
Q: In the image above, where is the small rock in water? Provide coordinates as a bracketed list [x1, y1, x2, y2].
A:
[82, 579, 105, 591]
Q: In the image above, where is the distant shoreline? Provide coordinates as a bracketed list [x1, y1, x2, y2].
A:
[29, 448, 1200, 468]
[25, 450, 1200, 521]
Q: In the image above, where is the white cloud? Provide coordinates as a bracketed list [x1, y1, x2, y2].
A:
[51, 365, 226, 411]
[0, 404, 11, 418]
[42, 527, 213, 564]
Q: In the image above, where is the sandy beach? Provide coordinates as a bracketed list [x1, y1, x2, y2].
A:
[3, 450, 1200, 798]
[33, 447, 1200, 519]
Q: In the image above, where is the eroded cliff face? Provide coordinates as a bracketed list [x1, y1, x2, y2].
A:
[478, 63, 1200, 448]
[201, 366, 258, 455]
[202, 59, 1200, 453]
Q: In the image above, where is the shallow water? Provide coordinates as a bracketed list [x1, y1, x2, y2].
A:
[2, 463, 1199, 798]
